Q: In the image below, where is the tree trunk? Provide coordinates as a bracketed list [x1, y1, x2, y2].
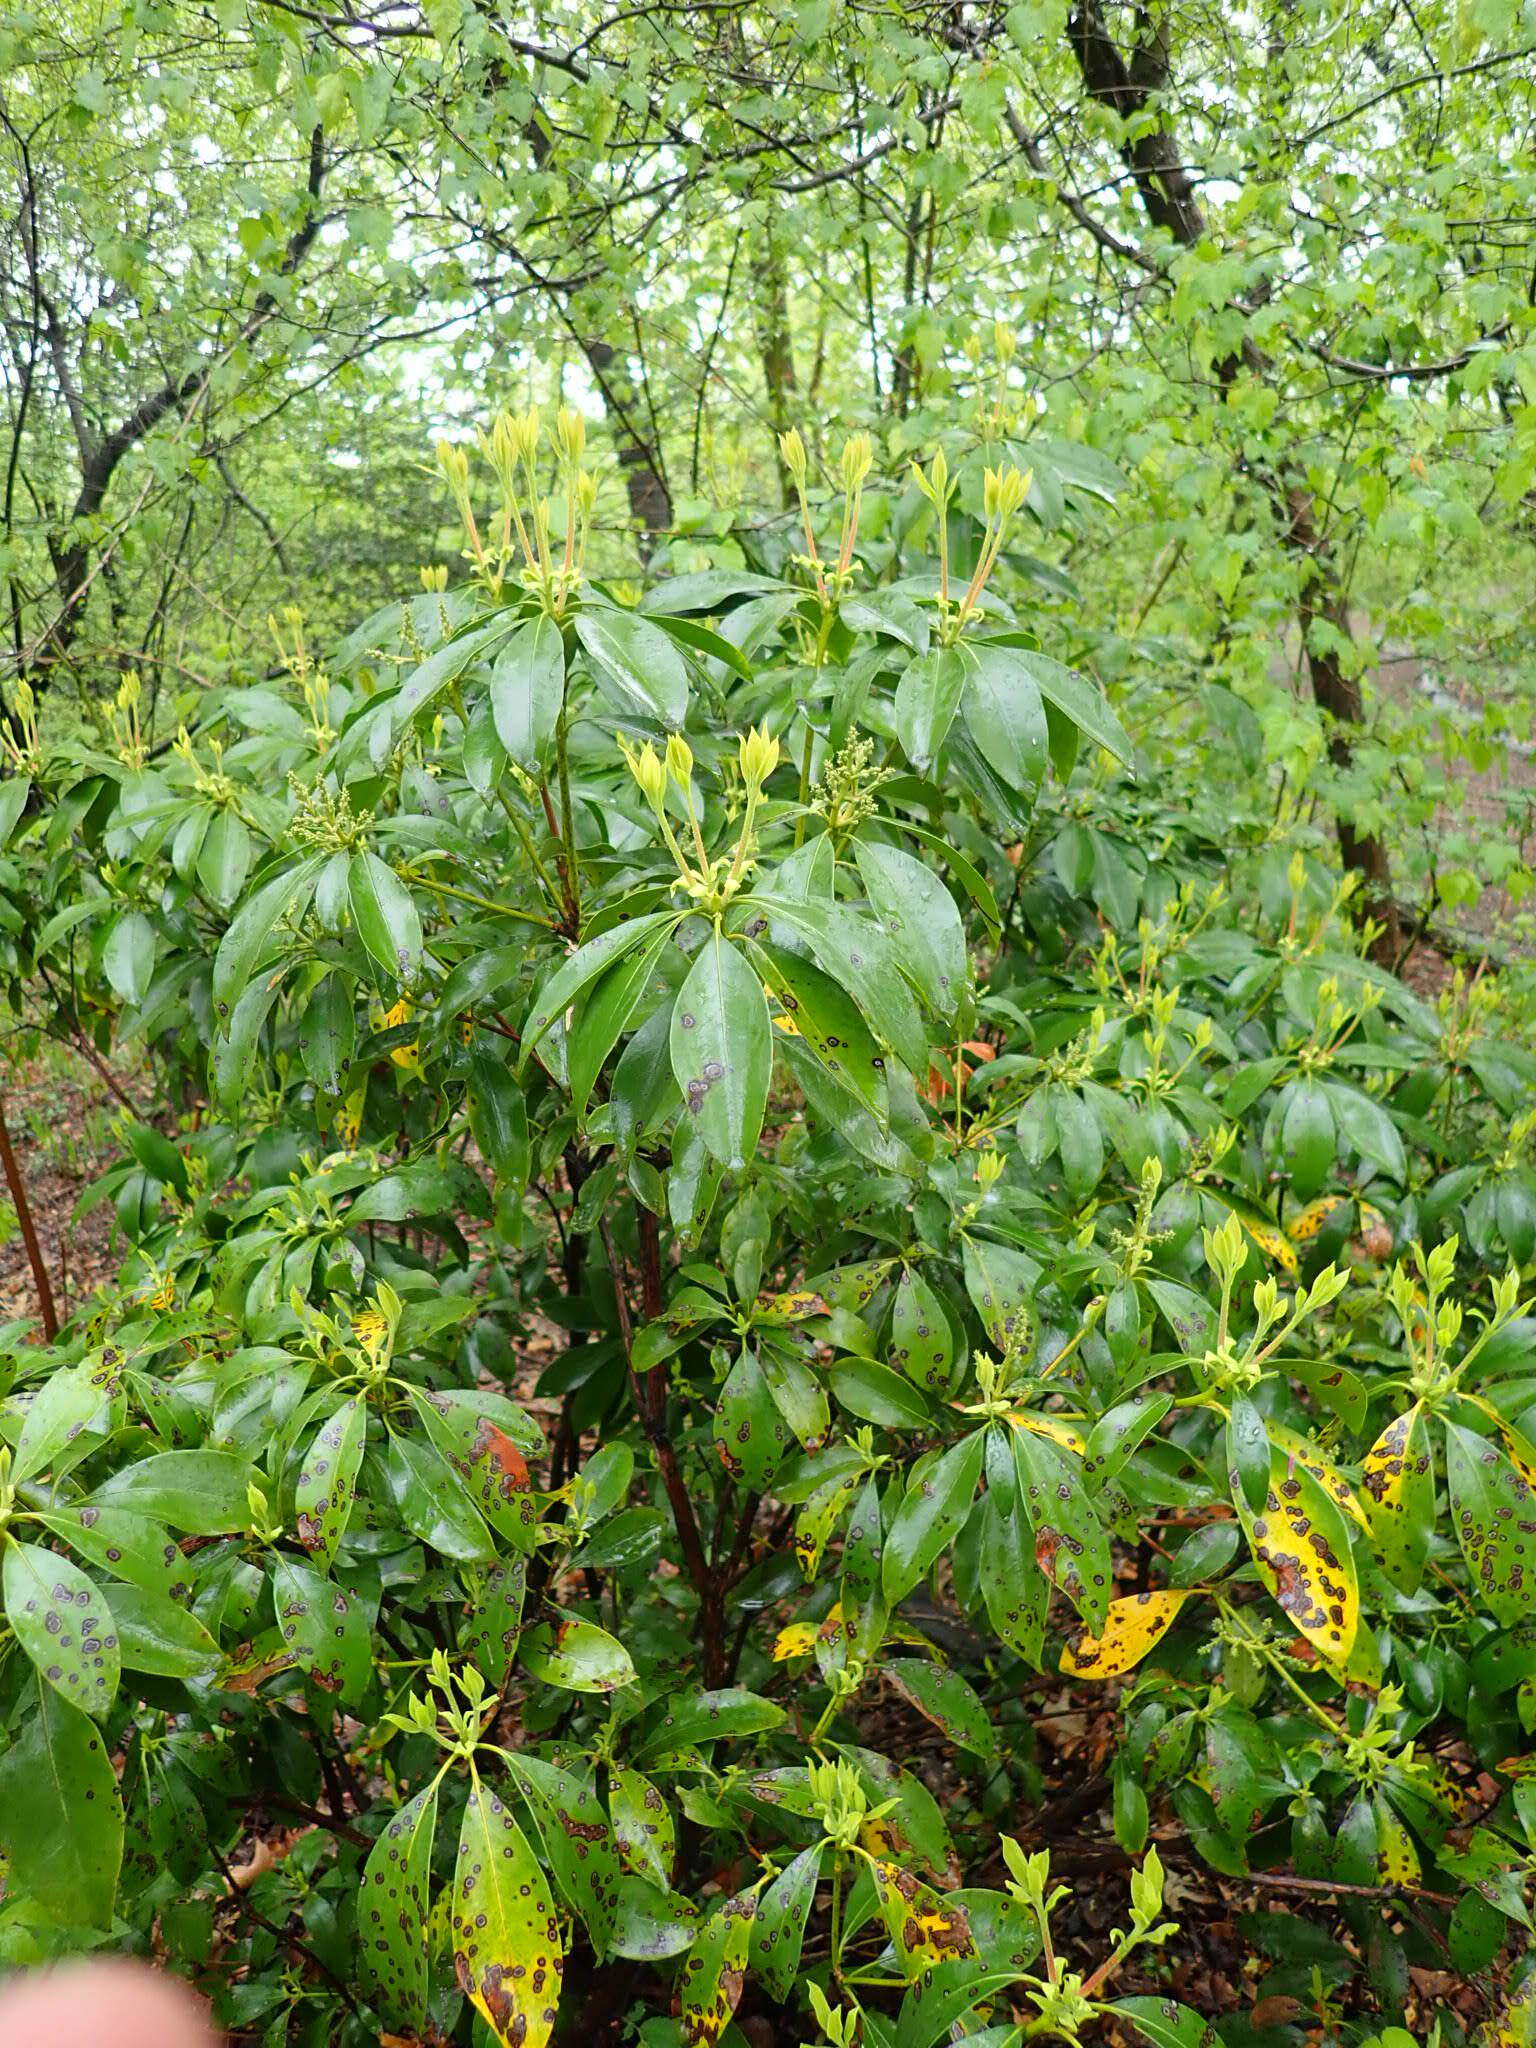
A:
[1065, 0, 1401, 958]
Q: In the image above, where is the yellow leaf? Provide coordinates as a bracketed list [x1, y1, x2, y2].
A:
[771, 1604, 843, 1663]
[1287, 1195, 1348, 1244]
[1058, 1589, 1189, 1679]
[869, 1858, 975, 1980]
[1375, 1797, 1420, 1884]
[1482, 1978, 1536, 2048]
[451, 1777, 564, 2048]
[1005, 1410, 1087, 1456]
[1237, 1450, 1359, 1664]
[1243, 1218, 1298, 1277]
[1268, 1420, 1367, 1529]
[1360, 1401, 1434, 1592]
[754, 1287, 833, 1324]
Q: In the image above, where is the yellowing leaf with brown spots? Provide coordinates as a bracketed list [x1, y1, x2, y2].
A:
[451, 1776, 564, 2048]
[1483, 1976, 1536, 2048]
[1360, 1402, 1434, 1594]
[1268, 1420, 1367, 1530]
[1242, 1217, 1298, 1277]
[1374, 1796, 1420, 1885]
[1058, 1589, 1190, 1679]
[1235, 1446, 1359, 1665]
[675, 1889, 756, 2048]
[1005, 1409, 1087, 1456]
[869, 1858, 976, 1981]
[753, 1287, 832, 1325]
[1287, 1195, 1348, 1244]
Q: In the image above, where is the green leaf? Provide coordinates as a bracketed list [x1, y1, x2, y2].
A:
[750, 892, 929, 1076]
[1226, 1394, 1270, 1513]
[391, 616, 512, 736]
[610, 1765, 676, 1890]
[523, 910, 679, 1053]
[633, 1688, 788, 1764]
[676, 1889, 756, 2048]
[0, 1686, 123, 1928]
[36, 1504, 181, 1598]
[0, 775, 31, 847]
[103, 909, 157, 1006]
[3, 1542, 120, 1717]
[1010, 1427, 1113, 1633]
[746, 937, 888, 1116]
[463, 1557, 528, 1687]
[1445, 1420, 1535, 1626]
[212, 853, 325, 1016]
[961, 644, 1048, 797]
[752, 1844, 823, 2000]
[568, 929, 673, 1119]
[575, 604, 689, 728]
[92, 1450, 254, 1533]
[13, 1352, 120, 1484]
[407, 1387, 540, 1549]
[1112, 1996, 1217, 2048]
[381, 1434, 495, 1561]
[854, 837, 969, 1022]
[670, 931, 771, 1171]
[885, 1659, 996, 1756]
[1279, 1078, 1335, 1200]
[348, 849, 423, 986]
[894, 647, 967, 772]
[981, 640, 1134, 765]
[270, 1555, 372, 1701]
[520, 1611, 637, 1692]
[295, 1393, 367, 1566]
[196, 809, 253, 910]
[489, 613, 566, 768]
[714, 1350, 790, 1488]
[300, 971, 356, 1096]
[360, 1781, 439, 2030]
[467, 1050, 530, 1191]
[500, 1751, 621, 1952]
[451, 1774, 565, 2048]
[962, 1237, 1037, 1352]
[106, 1582, 223, 1680]
[758, 1344, 831, 1452]
[882, 1431, 986, 1603]
[890, 1265, 955, 1391]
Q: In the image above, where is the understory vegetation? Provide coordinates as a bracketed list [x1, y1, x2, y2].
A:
[2, 4, 1536, 2046]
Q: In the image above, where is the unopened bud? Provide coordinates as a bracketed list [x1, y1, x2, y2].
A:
[778, 428, 808, 488]
[739, 725, 780, 791]
[435, 439, 470, 493]
[665, 733, 694, 789]
[994, 319, 1017, 364]
[840, 433, 873, 495]
[983, 464, 1029, 524]
[419, 564, 448, 592]
[555, 406, 587, 463]
[622, 738, 668, 808]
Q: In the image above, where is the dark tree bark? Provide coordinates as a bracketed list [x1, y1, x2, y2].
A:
[1065, 0, 1401, 956]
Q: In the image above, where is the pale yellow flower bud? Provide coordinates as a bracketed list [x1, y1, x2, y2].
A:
[555, 406, 587, 463]
[993, 319, 1017, 364]
[982, 464, 1029, 524]
[622, 738, 668, 808]
[419, 564, 448, 592]
[738, 725, 780, 791]
[778, 427, 808, 488]
[576, 470, 600, 518]
[665, 733, 694, 789]
[435, 439, 470, 493]
[840, 433, 873, 495]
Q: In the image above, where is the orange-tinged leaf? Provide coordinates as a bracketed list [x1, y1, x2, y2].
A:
[1058, 1589, 1190, 1679]
[451, 1776, 564, 2048]
[869, 1858, 975, 1979]
[1236, 1448, 1359, 1664]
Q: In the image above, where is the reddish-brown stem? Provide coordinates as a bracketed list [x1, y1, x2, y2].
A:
[600, 1216, 719, 1676]
[0, 1092, 57, 1338]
